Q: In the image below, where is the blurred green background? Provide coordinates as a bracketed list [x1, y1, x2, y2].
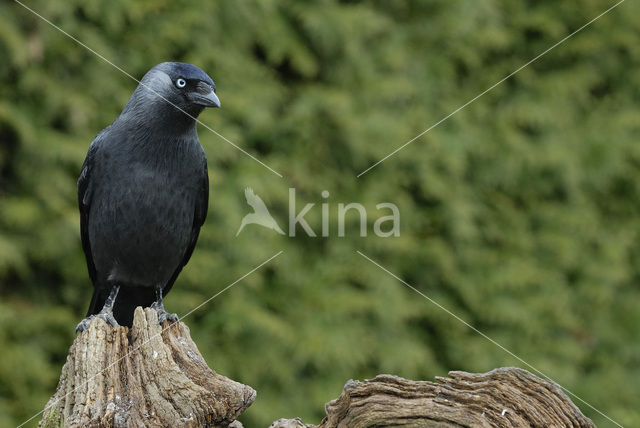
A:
[1, 0, 639, 426]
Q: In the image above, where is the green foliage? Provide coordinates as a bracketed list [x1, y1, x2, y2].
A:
[1, 0, 639, 426]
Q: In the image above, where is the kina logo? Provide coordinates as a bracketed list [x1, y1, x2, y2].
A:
[236, 188, 400, 238]
[236, 188, 286, 236]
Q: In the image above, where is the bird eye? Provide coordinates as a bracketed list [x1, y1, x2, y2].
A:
[175, 78, 187, 88]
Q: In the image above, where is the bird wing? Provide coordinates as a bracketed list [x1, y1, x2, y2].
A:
[79, 135, 108, 317]
[244, 187, 269, 214]
[162, 157, 209, 297]
[78, 141, 99, 287]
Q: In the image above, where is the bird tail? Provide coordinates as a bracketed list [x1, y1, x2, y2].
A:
[236, 217, 248, 236]
[86, 285, 155, 326]
[86, 288, 104, 317]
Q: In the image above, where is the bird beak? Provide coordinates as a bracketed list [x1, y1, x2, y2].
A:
[191, 90, 220, 108]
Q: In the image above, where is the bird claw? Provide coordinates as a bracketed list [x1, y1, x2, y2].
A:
[97, 311, 120, 327]
[75, 311, 119, 333]
[75, 316, 94, 333]
[150, 301, 179, 325]
[158, 311, 179, 324]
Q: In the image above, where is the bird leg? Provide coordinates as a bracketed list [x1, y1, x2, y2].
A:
[150, 287, 179, 324]
[75, 285, 120, 333]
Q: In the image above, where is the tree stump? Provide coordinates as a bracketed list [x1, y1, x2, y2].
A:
[40, 308, 596, 427]
[270, 368, 595, 428]
[40, 307, 256, 428]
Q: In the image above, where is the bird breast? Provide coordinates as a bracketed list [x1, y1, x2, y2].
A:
[89, 144, 202, 287]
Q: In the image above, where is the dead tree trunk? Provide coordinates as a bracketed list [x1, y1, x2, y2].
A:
[40, 307, 255, 428]
[270, 368, 595, 428]
[41, 307, 595, 427]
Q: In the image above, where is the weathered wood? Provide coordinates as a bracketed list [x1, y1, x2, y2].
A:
[40, 307, 595, 427]
[269, 418, 312, 428]
[271, 368, 595, 428]
[40, 307, 255, 428]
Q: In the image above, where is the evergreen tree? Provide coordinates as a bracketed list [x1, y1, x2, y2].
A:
[0, 1, 638, 425]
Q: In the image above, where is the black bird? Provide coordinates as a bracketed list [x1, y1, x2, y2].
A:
[75, 62, 219, 332]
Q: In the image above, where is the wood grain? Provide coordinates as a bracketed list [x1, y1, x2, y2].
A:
[40, 307, 255, 428]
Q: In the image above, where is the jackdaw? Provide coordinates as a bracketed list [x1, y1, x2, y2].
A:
[75, 62, 219, 332]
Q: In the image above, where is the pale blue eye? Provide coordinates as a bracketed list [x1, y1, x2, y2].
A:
[175, 78, 186, 88]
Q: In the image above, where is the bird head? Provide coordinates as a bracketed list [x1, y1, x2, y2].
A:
[125, 62, 220, 121]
